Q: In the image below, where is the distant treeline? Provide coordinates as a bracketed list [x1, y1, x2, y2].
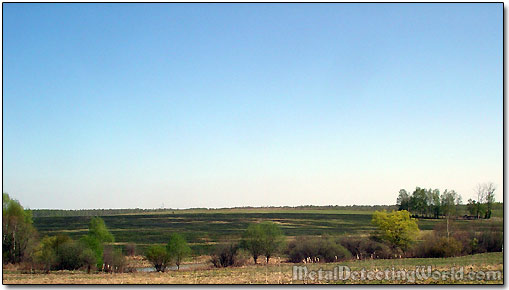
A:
[31, 208, 176, 218]
[31, 205, 398, 218]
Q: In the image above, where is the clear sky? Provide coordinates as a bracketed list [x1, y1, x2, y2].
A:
[3, 3, 502, 209]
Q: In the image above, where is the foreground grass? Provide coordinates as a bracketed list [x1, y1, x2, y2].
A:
[3, 252, 503, 284]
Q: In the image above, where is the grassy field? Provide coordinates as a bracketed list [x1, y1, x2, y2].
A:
[32, 207, 503, 255]
[3, 252, 503, 284]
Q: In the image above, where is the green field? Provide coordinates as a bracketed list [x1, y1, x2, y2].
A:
[32, 206, 503, 255]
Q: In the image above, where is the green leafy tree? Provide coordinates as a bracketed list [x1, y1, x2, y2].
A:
[441, 190, 461, 218]
[409, 187, 428, 217]
[396, 189, 410, 211]
[372, 210, 419, 251]
[259, 221, 285, 263]
[81, 217, 114, 269]
[467, 199, 477, 216]
[88, 217, 114, 243]
[145, 245, 170, 272]
[166, 233, 191, 270]
[241, 223, 265, 264]
[2, 193, 38, 264]
[80, 235, 103, 269]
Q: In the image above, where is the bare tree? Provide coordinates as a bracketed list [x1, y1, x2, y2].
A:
[483, 182, 496, 219]
[474, 183, 496, 219]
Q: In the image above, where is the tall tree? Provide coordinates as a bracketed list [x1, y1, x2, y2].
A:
[474, 184, 487, 219]
[483, 183, 496, 219]
[2, 193, 37, 264]
[81, 217, 114, 269]
[396, 189, 410, 211]
[409, 187, 428, 217]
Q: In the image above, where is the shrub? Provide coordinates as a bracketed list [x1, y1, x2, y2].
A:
[56, 240, 86, 270]
[340, 237, 394, 260]
[145, 245, 170, 272]
[34, 236, 57, 273]
[286, 236, 351, 263]
[80, 248, 97, 273]
[477, 230, 503, 252]
[103, 245, 126, 273]
[210, 243, 240, 268]
[412, 233, 462, 258]
[125, 243, 136, 256]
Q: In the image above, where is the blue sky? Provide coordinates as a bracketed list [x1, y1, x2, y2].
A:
[3, 3, 502, 209]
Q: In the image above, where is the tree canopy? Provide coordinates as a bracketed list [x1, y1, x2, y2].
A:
[372, 210, 419, 251]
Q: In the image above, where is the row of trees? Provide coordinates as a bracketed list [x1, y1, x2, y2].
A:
[396, 187, 462, 218]
[396, 183, 497, 219]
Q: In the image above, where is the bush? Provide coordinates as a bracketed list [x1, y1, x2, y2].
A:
[80, 247, 97, 273]
[340, 237, 394, 260]
[56, 240, 87, 270]
[412, 233, 462, 258]
[125, 243, 136, 256]
[286, 236, 351, 263]
[210, 243, 240, 268]
[477, 230, 503, 252]
[145, 245, 170, 272]
[103, 245, 126, 273]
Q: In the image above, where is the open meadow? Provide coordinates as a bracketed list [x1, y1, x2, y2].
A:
[2, 205, 502, 284]
[30, 205, 503, 255]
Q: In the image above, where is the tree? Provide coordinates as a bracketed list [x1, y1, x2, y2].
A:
[166, 233, 191, 270]
[88, 217, 114, 243]
[440, 190, 461, 238]
[241, 224, 265, 264]
[483, 183, 496, 219]
[2, 193, 38, 264]
[466, 199, 477, 216]
[430, 189, 442, 218]
[409, 187, 428, 217]
[396, 189, 410, 211]
[145, 245, 170, 272]
[441, 190, 461, 218]
[259, 221, 285, 263]
[80, 235, 103, 269]
[474, 184, 487, 219]
[81, 217, 114, 269]
[371, 210, 419, 251]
